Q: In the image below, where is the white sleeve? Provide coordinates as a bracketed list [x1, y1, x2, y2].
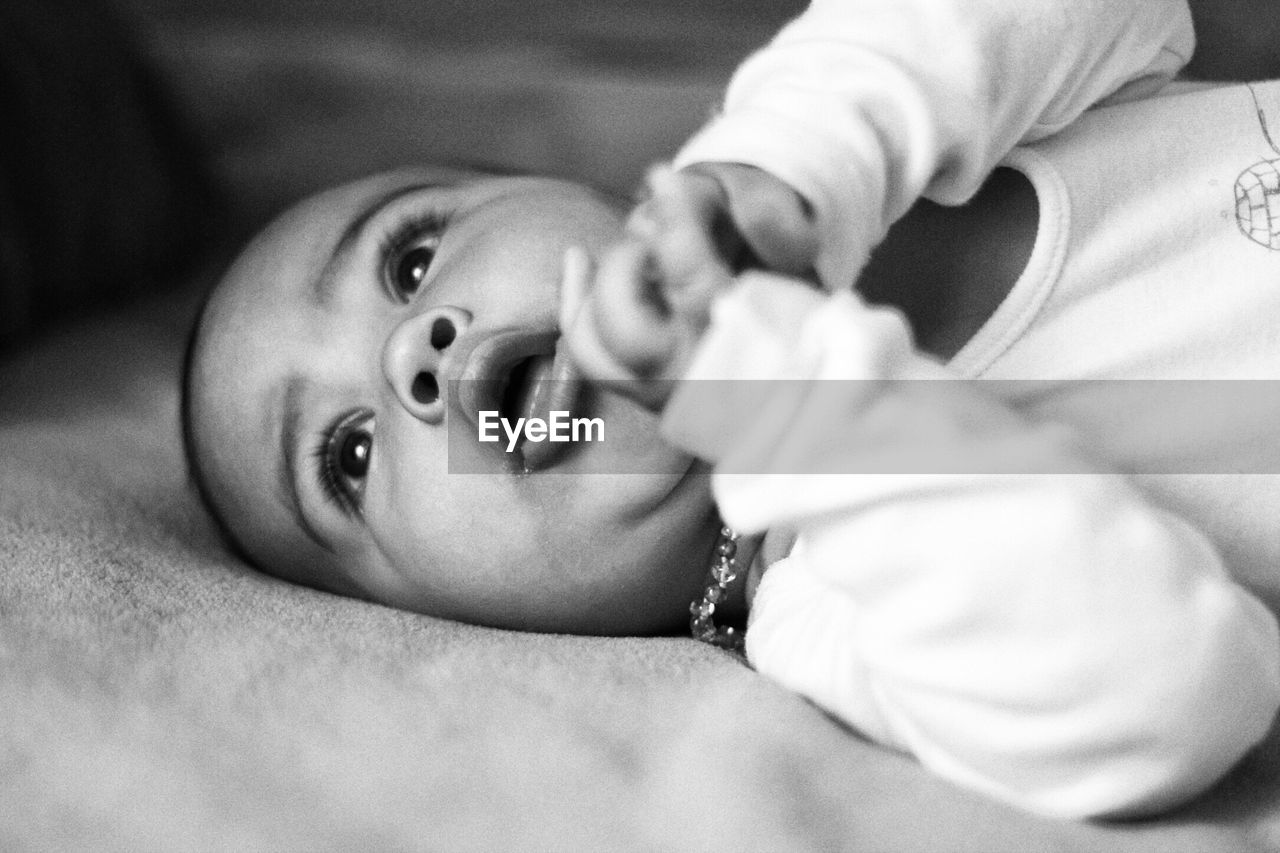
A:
[660, 274, 1280, 820]
[672, 0, 1194, 289]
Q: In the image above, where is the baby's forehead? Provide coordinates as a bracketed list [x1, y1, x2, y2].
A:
[230, 176, 407, 289]
[244, 165, 473, 263]
[200, 170, 445, 343]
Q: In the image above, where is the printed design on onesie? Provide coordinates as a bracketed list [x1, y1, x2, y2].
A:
[1236, 84, 1280, 251]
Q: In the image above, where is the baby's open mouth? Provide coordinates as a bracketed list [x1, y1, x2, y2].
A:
[486, 339, 582, 471]
[496, 355, 545, 426]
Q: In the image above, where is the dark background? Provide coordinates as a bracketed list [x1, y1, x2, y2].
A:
[4, 0, 1279, 347]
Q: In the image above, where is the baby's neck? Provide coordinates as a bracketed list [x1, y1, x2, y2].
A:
[858, 167, 1039, 360]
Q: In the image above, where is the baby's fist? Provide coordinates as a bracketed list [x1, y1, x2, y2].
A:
[653, 161, 820, 283]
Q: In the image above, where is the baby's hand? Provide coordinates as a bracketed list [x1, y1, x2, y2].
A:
[561, 163, 820, 412]
[560, 166, 734, 412]
[661, 161, 820, 283]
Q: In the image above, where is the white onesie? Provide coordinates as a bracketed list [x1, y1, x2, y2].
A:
[663, 0, 1280, 821]
[963, 80, 1280, 614]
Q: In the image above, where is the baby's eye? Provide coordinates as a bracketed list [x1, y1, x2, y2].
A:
[390, 236, 441, 301]
[379, 208, 449, 302]
[338, 429, 372, 479]
[316, 411, 375, 515]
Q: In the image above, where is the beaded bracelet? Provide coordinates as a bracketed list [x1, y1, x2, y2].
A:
[689, 526, 745, 652]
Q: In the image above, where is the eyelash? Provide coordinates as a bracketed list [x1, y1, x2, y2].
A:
[312, 410, 372, 516]
[377, 208, 450, 299]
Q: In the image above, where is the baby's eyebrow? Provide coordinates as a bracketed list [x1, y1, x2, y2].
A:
[312, 181, 444, 309]
[277, 374, 335, 555]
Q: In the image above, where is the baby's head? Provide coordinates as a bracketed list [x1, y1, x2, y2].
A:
[184, 168, 719, 634]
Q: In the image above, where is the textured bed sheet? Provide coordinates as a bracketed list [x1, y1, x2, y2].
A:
[4, 7, 1280, 850]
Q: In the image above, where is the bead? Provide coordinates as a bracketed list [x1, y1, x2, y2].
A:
[690, 525, 747, 654]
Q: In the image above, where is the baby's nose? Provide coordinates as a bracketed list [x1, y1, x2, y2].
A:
[381, 307, 471, 425]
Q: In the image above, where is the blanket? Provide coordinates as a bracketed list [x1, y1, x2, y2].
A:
[5, 3, 1280, 849]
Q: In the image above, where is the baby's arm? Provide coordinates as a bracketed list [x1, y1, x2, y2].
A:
[659, 277, 1280, 820]
[660, 0, 1195, 291]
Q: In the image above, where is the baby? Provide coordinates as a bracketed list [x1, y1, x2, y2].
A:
[183, 0, 1280, 822]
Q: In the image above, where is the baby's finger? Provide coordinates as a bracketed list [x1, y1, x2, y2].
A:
[559, 248, 632, 380]
[591, 239, 676, 376]
[715, 166, 819, 278]
[558, 245, 593, 339]
[623, 170, 728, 336]
[638, 165, 724, 283]
[650, 168, 740, 325]
[563, 300, 635, 385]
[565, 256, 675, 409]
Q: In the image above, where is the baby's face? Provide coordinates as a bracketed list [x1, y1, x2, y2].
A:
[187, 169, 718, 634]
